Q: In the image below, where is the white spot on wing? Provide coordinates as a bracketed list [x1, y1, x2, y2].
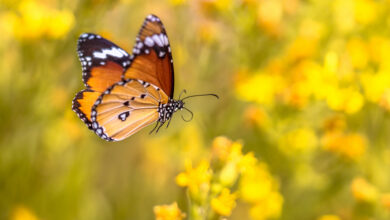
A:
[93, 47, 125, 59]
[152, 34, 163, 47]
[144, 37, 154, 47]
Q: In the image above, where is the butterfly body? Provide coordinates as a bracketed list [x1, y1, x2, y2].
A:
[73, 14, 216, 142]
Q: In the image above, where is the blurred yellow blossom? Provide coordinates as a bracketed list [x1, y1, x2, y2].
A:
[333, 0, 355, 33]
[176, 160, 211, 199]
[236, 72, 284, 107]
[211, 188, 237, 216]
[321, 132, 366, 160]
[7, 0, 74, 40]
[46, 10, 75, 39]
[381, 193, 390, 209]
[249, 192, 284, 220]
[239, 163, 277, 203]
[12, 206, 39, 220]
[361, 71, 390, 104]
[211, 136, 233, 161]
[244, 106, 270, 129]
[278, 128, 318, 156]
[353, 0, 378, 25]
[351, 177, 378, 202]
[169, 0, 187, 6]
[197, 21, 219, 43]
[317, 215, 341, 220]
[347, 38, 369, 69]
[154, 202, 186, 220]
[326, 87, 365, 114]
[257, 0, 283, 36]
[299, 19, 325, 41]
[368, 36, 390, 69]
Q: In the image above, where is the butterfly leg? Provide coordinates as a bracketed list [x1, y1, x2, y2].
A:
[149, 121, 160, 134]
[155, 121, 165, 134]
[166, 117, 172, 128]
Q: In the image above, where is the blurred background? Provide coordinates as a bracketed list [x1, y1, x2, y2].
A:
[1, 0, 390, 219]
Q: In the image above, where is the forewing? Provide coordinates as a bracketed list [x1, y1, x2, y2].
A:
[123, 14, 175, 98]
[77, 33, 131, 92]
[90, 79, 169, 141]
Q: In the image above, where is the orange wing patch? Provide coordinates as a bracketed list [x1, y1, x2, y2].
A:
[87, 61, 123, 92]
[72, 89, 101, 128]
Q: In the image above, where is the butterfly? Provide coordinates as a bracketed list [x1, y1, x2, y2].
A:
[72, 14, 218, 141]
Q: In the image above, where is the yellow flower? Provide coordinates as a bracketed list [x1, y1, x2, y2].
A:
[12, 206, 39, 220]
[361, 71, 390, 103]
[219, 161, 239, 187]
[169, 0, 187, 6]
[154, 202, 186, 220]
[237, 152, 258, 173]
[235, 72, 284, 107]
[211, 188, 237, 216]
[347, 38, 369, 69]
[321, 132, 366, 160]
[333, 0, 355, 33]
[243, 106, 270, 129]
[176, 160, 211, 198]
[317, 215, 341, 220]
[368, 36, 390, 69]
[278, 128, 318, 156]
[249, 192, 284, 220]
[326, 87, 365, 114]
[353, 0, 378, 25]
[211, 136, 233, 161]
[240, 163, 276, 203]
[381, 193, 390, 209]
[351, 177, 378, 202]
[257, 0, 283, 36]
[10, 0, 74, 40]
[46, 9, 75, 39]
[197, 21, 218, 43]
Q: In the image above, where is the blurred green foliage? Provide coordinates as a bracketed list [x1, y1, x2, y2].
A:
[1, 0, 390, 220]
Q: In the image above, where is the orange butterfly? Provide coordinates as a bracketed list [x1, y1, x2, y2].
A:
[72, 14, 218, 141]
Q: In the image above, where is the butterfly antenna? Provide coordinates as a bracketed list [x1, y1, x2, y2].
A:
[181, 93, 219, 101]
[181, 107, 194, 122]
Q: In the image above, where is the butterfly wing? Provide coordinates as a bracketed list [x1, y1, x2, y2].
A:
[77, 33, 131, 92]
[123, 14, 175, 98]
[73, 33, 132, 128]
[90, 79, 169, 141]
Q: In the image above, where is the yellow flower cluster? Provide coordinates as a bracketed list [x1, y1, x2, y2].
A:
[0, 0, 75, 40]
[155, 136, 283, 220]
[154, 202, 186, 220]
[233, 2, 390, 115]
